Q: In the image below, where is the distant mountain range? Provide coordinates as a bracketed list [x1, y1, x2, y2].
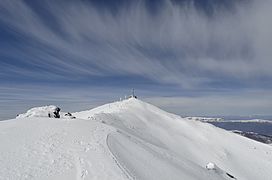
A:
[185, 116, 272, 122]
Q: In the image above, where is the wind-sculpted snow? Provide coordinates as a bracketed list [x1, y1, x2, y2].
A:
[16, 105, 61, 118]
[0, 98, 272, 179]
[16, 105, 76, 119]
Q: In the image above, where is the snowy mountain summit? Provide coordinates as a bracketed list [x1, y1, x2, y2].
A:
[1, 98, 272, 180]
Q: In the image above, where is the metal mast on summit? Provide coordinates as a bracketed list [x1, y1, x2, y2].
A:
[129, 88, 137, 99]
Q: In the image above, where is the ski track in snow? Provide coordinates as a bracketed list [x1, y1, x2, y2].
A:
[69, 124, 129, 180]
[106, 133, 135, 180]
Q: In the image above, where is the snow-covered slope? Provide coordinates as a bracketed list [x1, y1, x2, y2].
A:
[1, 98, 272, 180]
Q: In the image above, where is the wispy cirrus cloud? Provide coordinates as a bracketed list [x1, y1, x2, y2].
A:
[1, 0, 272, 87]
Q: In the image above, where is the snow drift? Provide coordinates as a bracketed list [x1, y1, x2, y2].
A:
[1, 98, 272, 180]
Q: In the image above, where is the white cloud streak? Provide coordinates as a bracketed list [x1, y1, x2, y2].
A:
[0, 0, 272, 88]
[1, 0, 272, 119]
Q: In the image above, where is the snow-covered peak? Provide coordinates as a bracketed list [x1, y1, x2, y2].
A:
[73, 97, 272, 180]
[73, 97, 178, 120]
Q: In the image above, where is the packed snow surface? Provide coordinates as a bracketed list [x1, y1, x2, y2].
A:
[1, 98, 272, 180]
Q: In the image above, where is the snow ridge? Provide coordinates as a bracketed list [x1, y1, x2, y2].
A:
[0, 97, 272, 180]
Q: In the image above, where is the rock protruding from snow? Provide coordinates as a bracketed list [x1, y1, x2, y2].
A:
[60, 112, 76, 119]
[16, 105, 61, 119]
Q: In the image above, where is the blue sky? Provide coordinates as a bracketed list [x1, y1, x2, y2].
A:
[1, 0, 272, 120]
